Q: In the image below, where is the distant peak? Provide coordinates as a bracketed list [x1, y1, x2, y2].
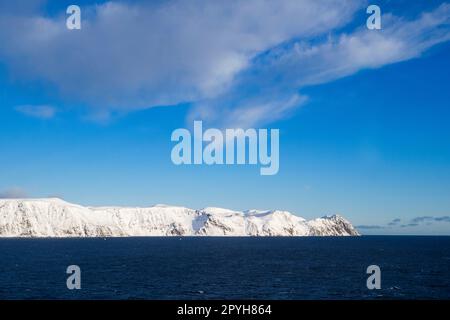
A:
[321, 214, 344, 220]
[244, 209, 272, 216]
[201, 207, 241, 215]
[152, 203, 171, 207]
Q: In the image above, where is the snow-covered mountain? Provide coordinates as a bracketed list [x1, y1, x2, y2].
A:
[0, 198, 359, 237]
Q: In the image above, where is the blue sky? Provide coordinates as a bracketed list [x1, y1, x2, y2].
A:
[0, 0, 450, 234]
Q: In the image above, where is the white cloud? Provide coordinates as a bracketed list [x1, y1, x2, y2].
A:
[15, 104, 57, 119]
[189, 3, 450, 127]
[0, 0, 362, 113]
[252, 4, 450, 88]
[0, 1, 449, 126]
[189, 93, 308, 128]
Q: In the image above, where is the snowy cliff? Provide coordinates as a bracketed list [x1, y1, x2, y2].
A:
[0, 198, 359, 237]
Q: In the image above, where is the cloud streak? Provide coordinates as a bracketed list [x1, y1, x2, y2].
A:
[15, 105, 57, 119]
[387, 218, 401, 226]
[411, 216, 450, 224]
[184, 2, 450, 127]
[355, 225, 385, 230]
[359, 215, 450, 232]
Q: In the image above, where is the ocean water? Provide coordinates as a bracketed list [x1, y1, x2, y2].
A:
[0, 236, 449, 300]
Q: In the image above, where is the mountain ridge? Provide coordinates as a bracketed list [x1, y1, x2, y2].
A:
[0, 198, 359, 237]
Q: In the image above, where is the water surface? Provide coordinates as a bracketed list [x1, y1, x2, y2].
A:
[0, 236, 449, 299]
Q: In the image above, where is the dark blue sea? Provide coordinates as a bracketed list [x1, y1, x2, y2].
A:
[0, 236, 449, 300]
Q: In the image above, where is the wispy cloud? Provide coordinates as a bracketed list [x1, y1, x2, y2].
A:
[255, 5, 450, 88]
[411, 216, 435, 224]
[434, 216, 450, 222]
[189, 93, 309, 128]
[364, 215, 450, 231]
[356, 225, 385, 230]
[15, 104, 57, 119]
[387, 218, 401, 226]
[0, 187, 28, 199]
[400, 223, 419, 228]
[411, 216, 450, 224]
[189, 3, 450, 126]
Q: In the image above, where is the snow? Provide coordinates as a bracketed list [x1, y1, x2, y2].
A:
[0, 198, 359, 237]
